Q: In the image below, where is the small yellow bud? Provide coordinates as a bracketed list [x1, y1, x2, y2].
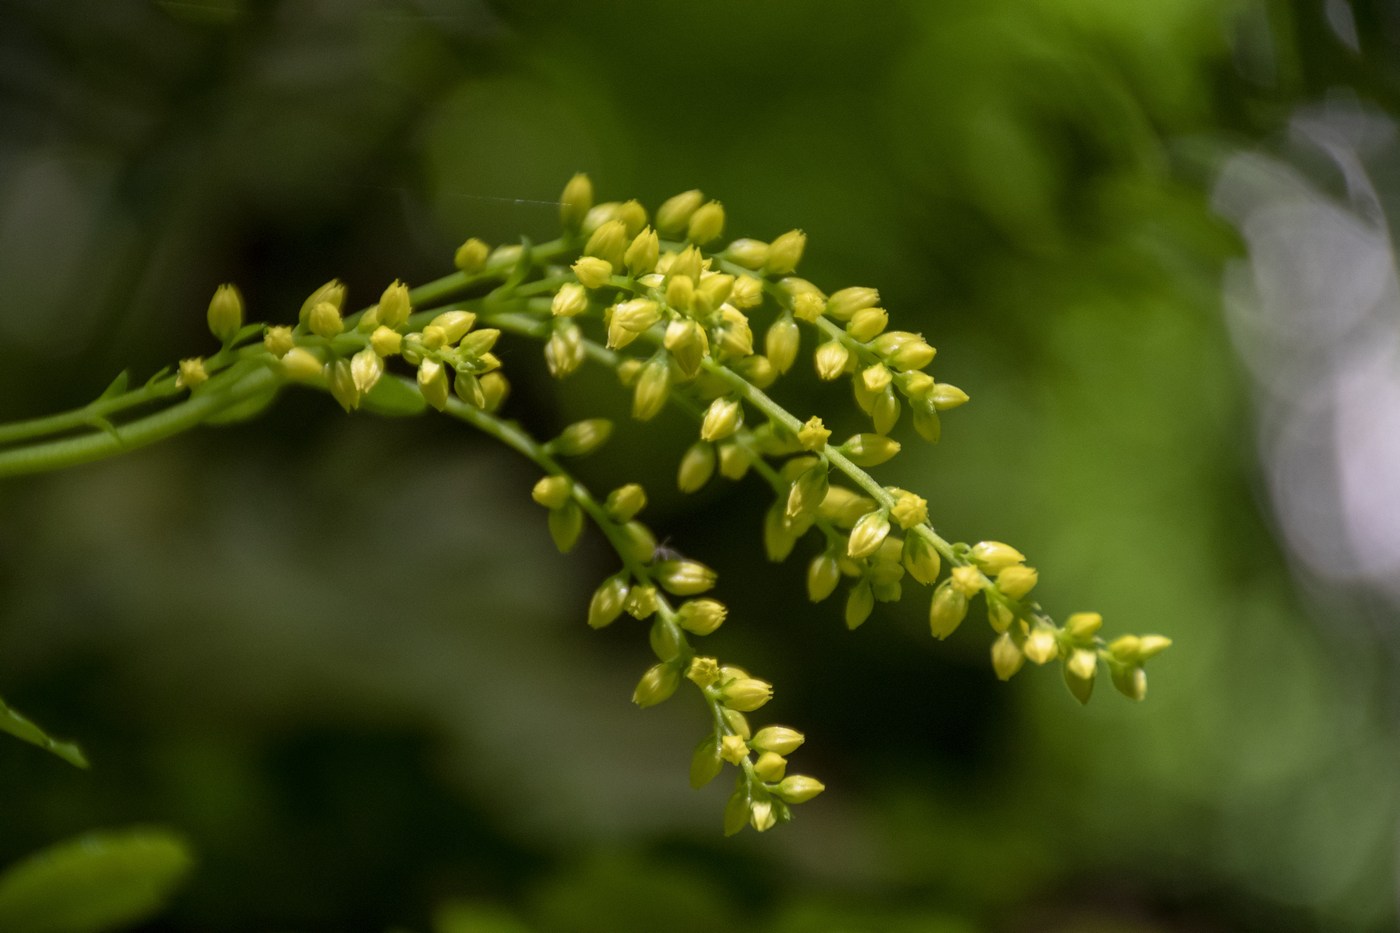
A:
[763, 504, 798, 562]
[988, 602, 1014, 633]
[678, 441, 716, 493]
[661, 318, 705, 378]
[416, 358, 449, 410]
[582, 201, 622, 235]
[992, 633, 1025, 681]
[609, 299, 662, 347]
[1023, 624, 1060, 665]
[773, 775, 825, 804]
[604, 484, 647, 523]
[656, 189, 705, 236]
[700, 397, 743, 442]
[721, 677, 773, 712]
[298, 279, 345, 327]
[722, 708, 752, 739]
[732, 354, 776, 389]
[572, 256, 613, 289]
[368, 327, 401, 357]
[912, 406, 941, 443]
[454, 237, 490, 273]
[695, 273, 735, 315]
[479, 371, 509, 412]
[970, 541, 1026, 574]
[1111, 664, 1147, 701]
[686, 200, 725, 244]
[725, 238, 770, 269]
[430, 310, 476, 345]
[654, 559, 717, 596]
[264, 325, 295, 358]
[1065, 612, 1104, 641]
[375, 280, 411, 330]
[847, 511, 891, 560]
[176, 357, 208, 390]
[280, 347, 322, 381]
[551, 282, 589, 318]
[617, 199, 648, 237]
[690, 734, 723, 788]
[632, 663, 680, 708]
[826, 286, 879, 321]
[421, 326, 447, 350]
[1065, 651, 1097, 704]
[350, 347, 384, 396]
[899, 370, 935, 398]
[687, 656, 721, 689]
[950, 565, 985, 597]
[664, 276, 696, 316]
[723, 788, 749, 837]
[677, 598, 727, 636]
[847, 306, 889, 342]
[713, 307, 754, 358]
[308, 301, 343, 339]
[753, 799, 778, 832]
[931, 383, 970, 411]
[624, 226, 660, 277]
[532, 475, 572, 509]
[807, 551, 842, 602]
[889, 492, 928, 530]
[616, 522, 657, 566]
[792, 291, 824, 323]
[840, 434, 901, 467]
[729, 274, 764, 309]
[585, 218, 628, 269]
[996, 565, 1038, 600]
[560, 173, 593, 233]
[764, 316, 801, 374]
[717, 442, 751, 480]
[754, 751, 787, 782]
[873, 390, 902, 435]
[902, 530, 942, 586]
[649, 617, 683, 662]
[551, 418, 612, 456]
[326, 359, 359, 411]
[929, 580, 968, 639]
[547, 501, 584, 552]
[797, 416, 831, 451]
[1137, 635, 1173, 660]
[845, 581, 874, 629]
[786, 462, 829, 521]
[207, 284, 243, 343]
[861, 363, 892, 394]
[624, 583, 659, 619]
[587, 574, 629, 629]
[814, 341, 850, 381]
[720, 734, 749, 766]
[752, 726, 805, 756]
[669, 244, 705, 283]
[631, 357, 671, 421]
[765, 229, 806, 275]
[544, 320, 585, 379]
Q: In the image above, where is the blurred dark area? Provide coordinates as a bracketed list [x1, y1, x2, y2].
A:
[3, 0, 1400, 930]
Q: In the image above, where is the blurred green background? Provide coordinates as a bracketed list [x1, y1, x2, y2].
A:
[2, 0, 1399, 930]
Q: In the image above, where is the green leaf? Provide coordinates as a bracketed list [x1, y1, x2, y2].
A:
[361, 375, 428, 416]
[0, 695, 88, 769]
[0, 828, 194, 933]
[96, 371, 129, 401]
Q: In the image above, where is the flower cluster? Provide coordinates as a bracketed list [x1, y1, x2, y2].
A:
[0, 174, 1170, 831]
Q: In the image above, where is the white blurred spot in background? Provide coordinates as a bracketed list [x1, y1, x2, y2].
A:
[1214, 95, 1400, 607]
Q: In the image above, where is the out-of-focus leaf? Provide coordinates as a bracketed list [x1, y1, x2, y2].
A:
[433, 900, 531, 933]
[0, 695, 87, 769]
[362, 375, 429, 417]
[0, 828, 194, 933]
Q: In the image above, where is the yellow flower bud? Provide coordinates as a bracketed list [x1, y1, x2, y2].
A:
[649, 617, 683, 662]
[604, 483, 647, 523]
[587, 574, 629, 629]
[847, 306, 888, 342]
[764, 316, 800, 374]
[732, 354, 776, 389]
[1065, 612, 1104, 641]
[722, 708, 752, 740]
[372, 280, 409, 331]
[872, 391, 901, 434]
[723, 787, 749, 837]
[560, 172, 593, 233]
[750, 798, 776, 832]
[796, 416, 830, 451]
[899, 370, 935, 398]
[416, 358, 449, 410]
[1064, 649, 1097, 704]
[548, 501, 584, 553]
[350, 347, 384, 396]
[912, 406, 941, 443]
[430, 310, 475, 345]
[308, 301, 343, 338]
[818, 486, 875, 528]
[1137, 635, 1172, 660]
[929, 580, 968, 639]
[611, 297, 662, 336]
[786, 462, 829, 521]
[654, 559, 717, 596]
[1023, 624, 1059, 665]
[717, 442, 751, 480]
[669, 244, 705, 283]
[572, 256, 613, 289]
[754, 751, 787, 782]
[970, 541, 1026, 574]
[677, 598, 727, 636]
[752, 726, 805, 756]
[678, 441, 716, 493]
[950, 565, 984, 597]
[725, 238, 770, 269]
[299, 279, 345, 327]
[826, 286, 879, 321]
[616, 521, 657, 566]
[687, 656, 721, 688]
[479, 371, 509, 412]
[531, 475, 572, 509]
[988, 601, 1014, 634]
[765, 229, 806, 275]
[720, 734, 749, 766]
[931, 383, 970, 411]
[695, 273, 735, 314]
[632, 357, 671, 421]
[901, 532, 940, 587]
[995, 565, 1038, 600]
[176, 357, 208, 390]
[774, 775, 825, 804]
[632, 662, 679, 708]
[206, 283, 243, 343]
[792, 291, 824, 323]
[624, 226, 660, 276]
[721, 677, 773, 712]
[280, 347, 322, 381]
[845, 580, 874, 629]
[839, 433, 901, 467]
[690, 734, 723, 788]
[861, 363, 892, 394]
[847, 510, 891, 560]
[369, 326, 402, 357]
[729, 274, 763, 309]
[585, 219, 628, 269]
[814, 341, 850, 381]
[763, 504, 799, 562]
[264, 325, 295, 358]
[544, 320, 585, 379]
[454, 237, 490, 273]
[687, 200, 725, 244]
[992, 633, 1025, 681]
[624, 583, 659, 619]
[713, 307, 754, 358]
[1111, 664, 1147, 701]
[700, 397, 742, 442]
[807, 552, 841, 603]
[656, 189, 704, 236]
[421, 325, 447, 350]
[327, 359, 359, 412]
[617, 199, 647, 237]
[551, 282, 589, 319]
[551, 418, 612, 456]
